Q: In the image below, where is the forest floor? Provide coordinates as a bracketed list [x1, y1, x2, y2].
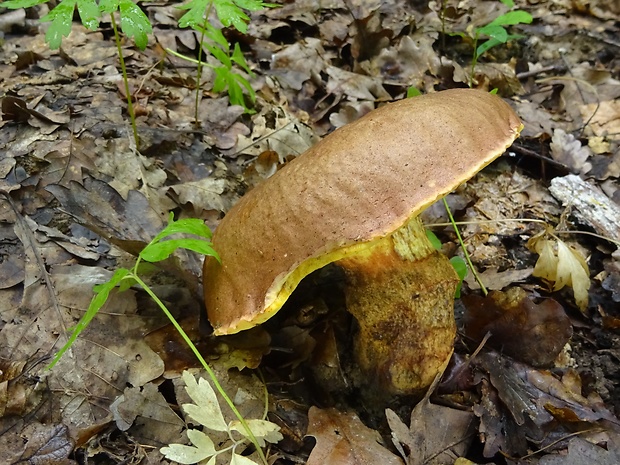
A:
[0, 0, 619, 464]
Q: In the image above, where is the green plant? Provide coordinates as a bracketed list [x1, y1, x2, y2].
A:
[3, 0, 152, 146]
[426, 228, 467, 298]
[161, 370, 282, 464]
[47, 214, 279, 465]
[2, 0, 274, 137]
[174, 0, 276, 118]
[442, 0, 533, 86]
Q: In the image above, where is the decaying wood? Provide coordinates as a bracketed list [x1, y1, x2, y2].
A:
[549, 174, 620, 244]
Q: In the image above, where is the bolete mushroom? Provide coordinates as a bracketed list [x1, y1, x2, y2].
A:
[203, 89, 522, 395]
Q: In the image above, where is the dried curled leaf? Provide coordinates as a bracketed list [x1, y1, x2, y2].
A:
[527, 233, 590, 312]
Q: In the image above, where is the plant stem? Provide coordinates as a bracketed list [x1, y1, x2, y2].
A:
[110, 13, 140, 149]
[442, 198, 488, 295]
[193, 2, 216, 127]
[469, 34, 478, 88]
[131, 274, 269, 465]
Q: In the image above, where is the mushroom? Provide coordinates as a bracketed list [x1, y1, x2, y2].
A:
[203, 89, 522, 395]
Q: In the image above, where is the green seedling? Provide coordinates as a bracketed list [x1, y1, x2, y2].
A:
[161, 371, 282, 464]
[47, 213, 276, 465]
[3, 0, 152, 146]
[2, 0, 275, 138]
[426, 228, 467, 298]
[175, 0, 277, 118]
[167, 22, 258, 115]
[443, 0, 533, 86]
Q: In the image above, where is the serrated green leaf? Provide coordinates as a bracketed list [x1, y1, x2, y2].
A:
[118, 0, 152, 49]
[2, 0, 48, 9]
[139, 238, 218, 262]
[177, 0, 210, 28]
[204, 41, 232, 67]
[150, 215, 214, 244]
[233, 0, 273, 11]
[231, 42, 253, 75]
[48, 268, 130, 368]
[212, 65, 229, 93]
[40, 0, 77, 49]
[182, 371, 229, 432]
[215, 1, 250, 33]
[228, 77, 244, 107]
[98, 0, 120, 14]
[203, 22, 230, 49]
[77, 0, 101, 30]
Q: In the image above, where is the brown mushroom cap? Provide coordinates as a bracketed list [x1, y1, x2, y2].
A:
[204, 89, 522, 335]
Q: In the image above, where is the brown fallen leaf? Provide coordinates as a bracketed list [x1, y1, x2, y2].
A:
[463, 287, 573, 367]
[110, 382, 186, 445]
[0, 422, 75, 465]
[539, 433, 620, 465]
[472, 351, 620, 459]
[306, 407, 403, 465]
[387, 382, 475, 465]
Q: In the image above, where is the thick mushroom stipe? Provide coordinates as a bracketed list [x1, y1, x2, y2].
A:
[338, 216, 458, 394]
[203, 89, 522, 394]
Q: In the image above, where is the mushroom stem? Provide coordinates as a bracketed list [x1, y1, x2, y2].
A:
[337, 216, 459, 395]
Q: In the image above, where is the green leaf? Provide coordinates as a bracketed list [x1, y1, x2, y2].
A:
[77, 0, 101, 30]
[149, 215, 214, 244]
[450, 256, 467, 281]
[450, 256, 467, 298]
[214, 0, 250, 33]
[202, 22, 230, 49]
[232, 72, 255, 105]
[204, 41, 232, 68]
[119, 0, 152, 50]
[499, 0, 515, 6]
[99, 0, 120, 14]
[139, 238, 218, 262]
[233, 0, 275, 11]
[476, 24, 508, 42]
[231, 42, 253, 76]
[40, 0, 77, 49]
[48, 268, 130, 368]
[212, 66, 230, 93]
[476, 37, 503, 58]
[406, 87, 422, 98]
[485, 10, 533, 28]
[426, 229, 443, 251]
[476, 33, 523, 57]
[177, 0, 210, 29]
[2, 0, 48, 9]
